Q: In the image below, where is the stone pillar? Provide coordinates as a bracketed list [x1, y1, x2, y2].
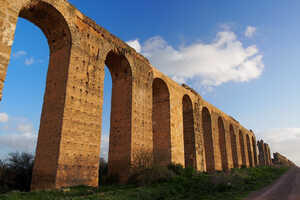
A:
[257, 140, 266, 166]
[194, 100, 206, 172]
[236, 128, 243, 168]
[211, 113, 222, 171]
[251, 136, 258, 166]
[225, 121, 234, 169]
[0, 0, 18, 101]
[265, 143, 272, 166]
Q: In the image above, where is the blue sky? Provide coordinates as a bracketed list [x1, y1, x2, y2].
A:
[0, 0, 300, 165]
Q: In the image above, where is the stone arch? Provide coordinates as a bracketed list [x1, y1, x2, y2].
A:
[2, 1, 74, 190]
[104, 50, 133, 182]
[252, 137, 258, 166]
[239, 131, 246, 167]
[19, 1, 72, 54]
[202, 107, 215, 171]
[230, 124, 238, 168]
[246, 134, 253, 167]
[182, 94, 196, 169]
[218, 117, 228, 170]
[152, 78, 171, 166]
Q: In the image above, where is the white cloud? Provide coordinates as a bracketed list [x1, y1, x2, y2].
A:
[127, 39, 141, 53]
[0, 122, 37, 154]
[0, 113, 8, 123]
[13, 50, 27, 58]
[0, 116, 37, 154]
[127, 27, 264, 88]
[25, 57, 35, 66]
[0, 131, 37, 154]
[245, 26, 256, 38]
[257, 128, 300, 166]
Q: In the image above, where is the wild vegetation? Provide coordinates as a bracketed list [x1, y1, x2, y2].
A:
[0, 152, 289, 200]
[0, 152, 34, 193]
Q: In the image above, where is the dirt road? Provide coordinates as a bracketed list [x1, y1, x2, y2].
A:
[246, 167, 300, 200]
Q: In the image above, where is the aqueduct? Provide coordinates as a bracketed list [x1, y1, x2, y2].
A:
[0, 0, 276, 190]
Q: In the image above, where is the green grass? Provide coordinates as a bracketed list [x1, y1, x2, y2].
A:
[0, 166, 289, 200]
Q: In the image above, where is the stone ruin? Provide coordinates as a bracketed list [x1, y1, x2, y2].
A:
[0, 0, 296, 190]
[257, 140, 272, 166]
[273, 153, 297, 167]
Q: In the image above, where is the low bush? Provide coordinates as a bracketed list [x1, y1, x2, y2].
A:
[98, 158, 120, 185]
[128, 165, 176, 186]
[167, 163, 184, 175]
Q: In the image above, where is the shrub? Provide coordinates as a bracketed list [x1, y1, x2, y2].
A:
[167, 163, 184, 175]
[98, 157, 108, 184]
[128, 165, 175, 186]
[98, 157, 120, 185]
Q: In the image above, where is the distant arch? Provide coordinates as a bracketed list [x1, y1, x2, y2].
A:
[264, 143, 270, 165]
[202, 107, 215, 171]
[246, 134, 253, 167]
[230, 125, 239, 168]
[239, 131, 246, 167]
[252, 137, 258, 166]
[182, 95, 196, 169]
[152, 78, 171, 166]
[218, 117, 228, 170]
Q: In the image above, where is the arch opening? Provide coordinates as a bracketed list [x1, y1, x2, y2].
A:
[19, 2, 71, 55]
[246, 135, 253, 167]
[152, 78, 171, 166]
[252, 137, 258, 166]
[218, 117, 228, 170]
[104, 51, 132, 182]
[98, 66, 112, 185]
[0, 1, 74, 190]
[202, 107, 215, 171]
[229, 125, 238, 168]
[182, 95, 196, 169]
[239, 131, 246, 167]
[0, 17, 50, 192]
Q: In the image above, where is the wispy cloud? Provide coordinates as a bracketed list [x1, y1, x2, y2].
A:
[0, 113, 8, 123]
[245, 26, 256, 38]
[12, 50, 44, 66]
[257, 128, 300, 166]
[13, 50, 27, 58]
[17, 124, 33, 133]
[25, 57, 35, 66]
[127, 25, 264, 88]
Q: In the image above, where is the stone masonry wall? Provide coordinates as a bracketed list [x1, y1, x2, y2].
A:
[0, 0, 272, 190]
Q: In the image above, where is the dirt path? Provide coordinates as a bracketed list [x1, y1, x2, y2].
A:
[245, 167, 300, 200]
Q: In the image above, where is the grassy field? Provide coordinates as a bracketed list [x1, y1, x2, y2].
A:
[0, 166, 288, 200]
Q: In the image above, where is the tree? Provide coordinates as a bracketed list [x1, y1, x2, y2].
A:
[4, 152, 34, 192]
